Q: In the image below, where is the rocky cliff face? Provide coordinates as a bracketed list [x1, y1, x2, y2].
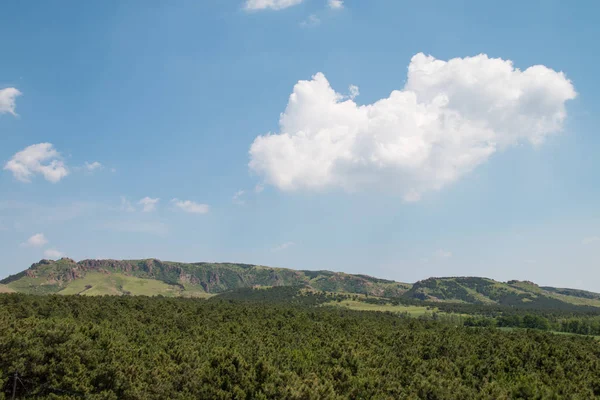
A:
[2, 258, 412, 297]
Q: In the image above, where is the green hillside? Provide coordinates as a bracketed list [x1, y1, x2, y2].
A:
[403, 277, 600, 309]
[56, 272, 198, 297]
[3, 258, 600, 311]
[0, 258, 411, 298]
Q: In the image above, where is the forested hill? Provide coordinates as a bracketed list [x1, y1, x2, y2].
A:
[403, 277, 600, 309]
[0, 258, 411, 297]
[2, 258, 600, 309]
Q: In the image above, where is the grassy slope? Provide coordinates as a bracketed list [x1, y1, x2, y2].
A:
[0, 284, 14, 293]
[324, 300, 434, 316]
[543, 292, 600, 307]
[508, 281, 600, 307]
[404, 277, 600, 309]
[7, 276, 62, 294]
[57, 272, 183, 297]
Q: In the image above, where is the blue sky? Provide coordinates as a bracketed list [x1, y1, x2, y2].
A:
[1, 0, 599, 290]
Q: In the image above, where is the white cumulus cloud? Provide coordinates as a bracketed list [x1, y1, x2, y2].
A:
[44, 249, 64, 259]
[23, 233, 48, 247]
[249, 53, 576, 201]
[171, 199, 210, 214]
[0, 87, 21, 116]
[328, 0, 344, 10]
[4, 143, 69, 183]
[138, 197, 160, 212]
[245, 0, 303, 11]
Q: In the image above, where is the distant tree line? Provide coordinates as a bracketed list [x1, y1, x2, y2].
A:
[219, 286, 600, 336]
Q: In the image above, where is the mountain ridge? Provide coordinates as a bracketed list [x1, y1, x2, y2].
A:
[0, 258, 412, 298]
[2, 258, 599, 310]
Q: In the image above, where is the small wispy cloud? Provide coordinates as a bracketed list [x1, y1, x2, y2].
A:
[232, 190, 245, 205]
[328, 0, 344, 10]
[84, 161, 103, 172]
[0, 87, 21, 116]
[582, 236, 600, 245]
[138, 197, 160, 212]
[171, 199, 210, 214]
[272, 241, 295, 252]
[435, 249, 453, 260]
[403, 190, 421, 203]
[120, 197, 135, 212]
[22, 233, 48, 247]
[300, 14, 320, 27]
[44, 249, 64, 259]
[255, 184, 265, 193]
[348, 85, 359, 100]
[244, 0, 304, 11]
